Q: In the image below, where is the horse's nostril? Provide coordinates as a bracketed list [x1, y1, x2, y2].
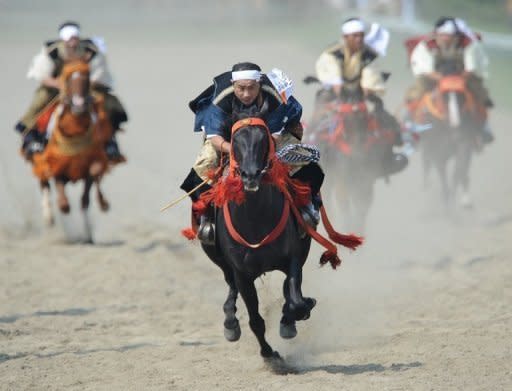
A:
[240, 171, 247, 179]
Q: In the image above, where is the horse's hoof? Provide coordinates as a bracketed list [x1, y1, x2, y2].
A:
[280, 322, 297, 339]
[99, 200, 110, 212]
[59, 203, 70, 214]
[305, 297, 317, 310]
[224, 324, 241, 342]
[262, 349, 281, 360]
[81, 199, 90, 211]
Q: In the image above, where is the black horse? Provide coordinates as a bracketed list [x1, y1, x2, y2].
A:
[200, 113, 318, 360]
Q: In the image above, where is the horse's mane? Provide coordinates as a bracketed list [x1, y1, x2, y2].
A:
[231, 98, 269, 124]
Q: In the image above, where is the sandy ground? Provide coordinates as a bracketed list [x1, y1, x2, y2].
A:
[1, 3, 511, 390]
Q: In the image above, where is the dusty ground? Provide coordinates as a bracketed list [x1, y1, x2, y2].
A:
[1, 3, 511, 390]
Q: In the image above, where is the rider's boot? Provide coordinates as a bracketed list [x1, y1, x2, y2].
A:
[21, 128, 46, 160]
[300, 192, 321, 228]
[290, 163, 324, 233]
[105, 135, 126, 163]
[299, 193, 322, 238]
[197, 205, 215, 246]
[181, 168, 215, 245]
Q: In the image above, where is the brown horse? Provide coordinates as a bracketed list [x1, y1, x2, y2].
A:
[32, 61, 113, 227]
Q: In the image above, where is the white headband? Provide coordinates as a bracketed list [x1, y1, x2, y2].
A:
[436, 20, 457, 35]
[231, 70, 262, 82]
[59, 25, 80, 41]
[341, 19, 365, 35]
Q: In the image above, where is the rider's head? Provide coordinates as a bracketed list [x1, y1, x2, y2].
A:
[341, 18, 365, 53]
[434, 17, 460, 49]
[59, 21, 80, 51]
[231, 62, 262, 106]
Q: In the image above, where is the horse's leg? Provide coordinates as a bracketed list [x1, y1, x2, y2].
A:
[280, 259, 316, 339]
[201, 244, 241, 341]
[89, 161, 109, 212]
[81, 176, 93, 210]
[280, 277, 297, 339]
[55, 177, 70, 214]
[95, 181, 110, 212]
[234, 271, 277, 359]
[436, 157, 451, 207]
[40, 180, 54, 226]
[222, 269, 240, 342]
[454, 143, 473, 208]
[348, 173, 371, 233]
[422, 147, 432, 189]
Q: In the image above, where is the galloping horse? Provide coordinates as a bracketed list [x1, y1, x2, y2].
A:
[413, 73, 486, 207]
[32, 61, 113, 225]
[310, 96, 397, 231]
[187, 110, 362, 360]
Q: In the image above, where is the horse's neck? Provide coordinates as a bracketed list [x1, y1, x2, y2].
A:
[228, 184, 285, 239]
[56, 107, 95, 136]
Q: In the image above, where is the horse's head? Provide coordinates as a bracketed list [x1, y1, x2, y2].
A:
[60, 60, 91, 115]
[331, 101, 369, 153]
[231, 106, 272, 193]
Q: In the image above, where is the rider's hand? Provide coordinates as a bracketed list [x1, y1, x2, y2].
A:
[42, 77, 61, 90]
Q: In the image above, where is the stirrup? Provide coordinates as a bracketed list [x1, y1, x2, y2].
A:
[299, 202, 320, 238]
[197, 215, 215, 245]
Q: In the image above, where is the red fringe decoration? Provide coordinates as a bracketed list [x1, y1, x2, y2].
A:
[320, 251, 342, 270]
[193, 157, 310, 217]
[200, 174, 245, 208]
[320, 205, 364, 250]
[264, 157, 311, 207]
[192, 199, 208, 217]
[181, 228, 197, 240]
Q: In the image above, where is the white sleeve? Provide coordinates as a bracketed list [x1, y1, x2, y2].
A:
[26, 47, 55, 82]
[361, 63, 386, 96]
[89, 52, 114, 88]
[315, 52, 342, 86]
[464, 41, 489, 79]
[410, 41, 435, 76]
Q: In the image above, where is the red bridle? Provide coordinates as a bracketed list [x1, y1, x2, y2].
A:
[229, 117, 275, 173]
[224, 117, 289, 249]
